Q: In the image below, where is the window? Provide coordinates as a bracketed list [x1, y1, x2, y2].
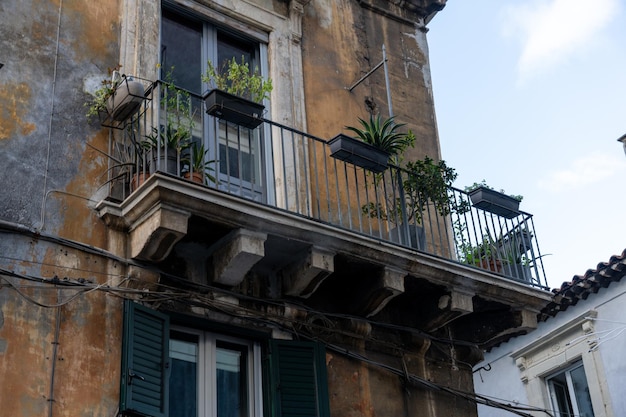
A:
[160, 6, 269, 200]
[169, 329, 262, 417]
[120, 301, 330, 417]
[546, 362, 595, 417]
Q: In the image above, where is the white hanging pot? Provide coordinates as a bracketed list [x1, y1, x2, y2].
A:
[107, 76, 145, 122]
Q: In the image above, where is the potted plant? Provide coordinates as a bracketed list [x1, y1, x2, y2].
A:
[142, 80, 194, 175]
[465, 180, 523, 219]
[361, 156, 470, 249]
[86, 66, 145, 123]
[201, 56, 273, 129]
[143, 121, 191, 175]
[182, 142, 217, 185]
[459, 231, 503, 273]
[329, 115, 415, 173]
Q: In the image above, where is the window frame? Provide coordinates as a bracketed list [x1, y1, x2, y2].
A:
[546, 361, 595, 417]
[120, 301, 330, 417]
[160, 3, 273, 203]
[169, 326, 264, 417]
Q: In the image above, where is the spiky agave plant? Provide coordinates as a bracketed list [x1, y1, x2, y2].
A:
[345, 114, 415, 157]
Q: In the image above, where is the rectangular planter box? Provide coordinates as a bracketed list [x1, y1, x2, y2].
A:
[328, 134, 390, 173]
[469, 186, 521, 219]
[203, 89, 265, 129]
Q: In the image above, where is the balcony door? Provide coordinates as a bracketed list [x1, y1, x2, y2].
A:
[161, 7, 269, 202]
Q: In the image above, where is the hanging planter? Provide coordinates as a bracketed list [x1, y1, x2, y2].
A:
[468, 186, 521, 218]
[203, 89, 265, 129]
[107, 77, 145, 121]
[328, 133, 390, 173]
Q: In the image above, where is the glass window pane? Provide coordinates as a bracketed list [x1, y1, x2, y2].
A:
[550, 377, 574, 417]
[570, 365, 595, 417]
[161, 11, 203, 93]
[216, 344, 248, 417]
[217, 32, 255, 75]
[170, 335, 199, 417]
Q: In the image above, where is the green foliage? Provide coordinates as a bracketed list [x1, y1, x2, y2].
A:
[86, 65, 121, 119]
[465, 179, 523, 202]
[143, 69, 195, 152]
[202, 56, 273, 103]
[457, 230, 499, 265]
[345, 115, 415, 158]
[362, 156, 470, 225]
[183, 142, 217, 184]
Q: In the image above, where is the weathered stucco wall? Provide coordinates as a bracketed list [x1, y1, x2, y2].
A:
[0, 1, 479, 417]
[301, 0, 441, 161]
[0, 1, 124, 416]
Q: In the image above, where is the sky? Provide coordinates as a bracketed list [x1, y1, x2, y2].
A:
[427, 0, 626, 289]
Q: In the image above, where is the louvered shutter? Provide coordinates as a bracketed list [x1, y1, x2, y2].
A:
[270, 340, 330, 417]
[120, 300, 170, 417]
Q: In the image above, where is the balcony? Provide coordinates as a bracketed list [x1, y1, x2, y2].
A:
[97, 81, 548, 291]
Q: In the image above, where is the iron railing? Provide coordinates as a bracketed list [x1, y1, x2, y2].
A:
[104, 81, 548, 288]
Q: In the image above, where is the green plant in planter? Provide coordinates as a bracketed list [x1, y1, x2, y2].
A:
[86, 65, 121, 119]
[362, 156, 469, 225]
[183, 142, 217, 184]
[143, 77, 195, 153]
[464, 179, 523, 202]
[202, 56, 273, 103]
[346, 114, 415, 158]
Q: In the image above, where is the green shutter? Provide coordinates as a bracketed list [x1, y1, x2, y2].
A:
[120, 300, 170, 417]
[270, 340, 330, 417]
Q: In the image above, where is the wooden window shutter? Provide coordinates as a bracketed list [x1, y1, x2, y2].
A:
[269, 340, 330, 417]
[120, 300, 170, 417]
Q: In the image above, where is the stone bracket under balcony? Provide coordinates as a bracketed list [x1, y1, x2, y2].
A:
[422, 289, 475, 332]
[282, 246, 335, 298]
[211, 229, 267, 286]
[129, 203, 191, 262]
[359, 267, 406, 317]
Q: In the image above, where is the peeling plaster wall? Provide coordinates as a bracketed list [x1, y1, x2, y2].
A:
[301, 0, 441, 161]
[0, 0, 464, 416]
[0, 0, 123, 415]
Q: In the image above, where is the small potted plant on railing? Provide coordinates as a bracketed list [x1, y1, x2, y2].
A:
[201, 56, 273, 129]
[329, 114, 415, 173]
[182, 142, 217, 185]
[86, 66, 145, 123]
[465, 180, 523, 219]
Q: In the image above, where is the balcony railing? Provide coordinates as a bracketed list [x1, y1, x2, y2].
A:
[103, 81, 548, 289]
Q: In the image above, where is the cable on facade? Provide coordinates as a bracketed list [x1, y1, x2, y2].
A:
[0, 266, 557, 417]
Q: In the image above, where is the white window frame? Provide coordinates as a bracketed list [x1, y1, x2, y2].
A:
[546, 361, 593, 417]
[512, 310, 613, 417]
[170, 326, 263, 417]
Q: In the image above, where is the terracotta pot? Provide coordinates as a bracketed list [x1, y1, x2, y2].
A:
[477, 258, 502, 273]
[130, 172, 150, 192]
[183, 172, 204, 184]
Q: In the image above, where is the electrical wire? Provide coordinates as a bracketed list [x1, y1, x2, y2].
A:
[0, 266, 557, 417]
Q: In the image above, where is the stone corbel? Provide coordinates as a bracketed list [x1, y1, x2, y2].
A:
[423, 289, 474, 331]
[212, 229, 267, 286]
[359, 267, 406, 317]
[129, 203, 191, 262]
[282, 247, 335, 298]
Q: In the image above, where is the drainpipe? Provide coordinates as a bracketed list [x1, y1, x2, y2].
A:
[48, 291, 62, 417]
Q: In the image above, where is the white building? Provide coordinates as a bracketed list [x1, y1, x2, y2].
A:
[473, 249, 626, 417]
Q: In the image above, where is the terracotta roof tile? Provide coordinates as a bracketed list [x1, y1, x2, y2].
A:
[539, 248, 626, 321]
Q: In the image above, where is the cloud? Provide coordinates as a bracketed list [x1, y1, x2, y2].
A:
[538, 152, 623, 192]
[502, 0, 618, 78]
